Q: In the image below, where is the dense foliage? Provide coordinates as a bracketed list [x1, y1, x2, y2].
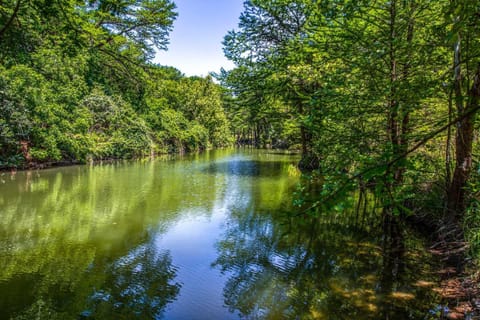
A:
[2, 0, 480, 314]
[0, 0, 233, 169]
[220, 0, 480, 259]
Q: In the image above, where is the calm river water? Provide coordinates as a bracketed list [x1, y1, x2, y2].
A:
[0, 149, 440, 319]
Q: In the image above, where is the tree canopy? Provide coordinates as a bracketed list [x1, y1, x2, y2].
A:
[0, 0, 233, 168]
[220, 0, 480, 249]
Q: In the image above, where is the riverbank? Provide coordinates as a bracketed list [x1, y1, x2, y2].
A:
[1, 151, 183, 172]
[429, 241, 480, 319]
[407, 209, 480, 319]
[0, 147, 298, 172]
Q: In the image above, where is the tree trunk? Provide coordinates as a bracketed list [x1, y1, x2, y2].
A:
[385, 0, 399, 196]
[448, 63, 480, 219]
[20, 140, 31, 165]
[396, 0, 415, 184]
[297, 99, 319, 171]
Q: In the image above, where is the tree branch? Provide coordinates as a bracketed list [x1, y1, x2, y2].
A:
[0, 0, 22, 41]
[301, 102, 480, 214]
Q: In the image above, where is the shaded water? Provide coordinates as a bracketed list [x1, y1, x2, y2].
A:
[0, 149, 439, 319]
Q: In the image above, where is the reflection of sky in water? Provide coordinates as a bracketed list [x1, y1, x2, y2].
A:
[155, 155, 248, 319]
[155, 214, 237, 319]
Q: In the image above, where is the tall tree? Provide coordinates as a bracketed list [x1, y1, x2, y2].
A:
[223, 0, 321, 169]
[446, 0, 480, 222]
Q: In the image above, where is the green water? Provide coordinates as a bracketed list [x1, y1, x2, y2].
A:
[0, 149, 439, 319]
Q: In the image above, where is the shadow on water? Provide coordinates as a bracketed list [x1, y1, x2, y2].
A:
[203, 160, 293, 178]
[264, 151, 300, 156]
[212, 205, 440, 320]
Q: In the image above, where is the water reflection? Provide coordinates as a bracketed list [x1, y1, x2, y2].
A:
[0, 150, 440, 319]
[81, 244, 180, 319]
[204, 159, 290, 178]
[0, 152, 226, 319]
[213, 204, 439, 319]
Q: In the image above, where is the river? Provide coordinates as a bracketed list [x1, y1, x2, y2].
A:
[0, 149, 441, 319]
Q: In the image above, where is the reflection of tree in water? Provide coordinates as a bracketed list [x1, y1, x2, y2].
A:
[9, 244, 181, 320]
[0, 161, 192, 320]
[203, 160, 288, 178]
[81, 245, 181, 319]
[213, 208, 439, 319]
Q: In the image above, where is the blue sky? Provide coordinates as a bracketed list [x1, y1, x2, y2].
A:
[154, 0, 244, 77]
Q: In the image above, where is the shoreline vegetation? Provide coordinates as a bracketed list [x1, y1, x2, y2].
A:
[0, 146, 301, 172]
[1, 0, 480, 318]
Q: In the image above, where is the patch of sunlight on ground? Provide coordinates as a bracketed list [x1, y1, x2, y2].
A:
[389, 292, 415, 300]
[414, 280, 436, 288]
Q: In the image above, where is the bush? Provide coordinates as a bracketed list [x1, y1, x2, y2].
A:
[81, 89, 153, 159]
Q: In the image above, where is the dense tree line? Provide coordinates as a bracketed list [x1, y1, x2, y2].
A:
[0, 0, 232, 169]
[220, 0, 480, 260]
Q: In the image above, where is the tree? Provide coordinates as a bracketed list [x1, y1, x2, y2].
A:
[446, 0, 480, 222]
[0, 0, 233, 167]
[222, 0, 321, 168]
[82, 0, 177, 58]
